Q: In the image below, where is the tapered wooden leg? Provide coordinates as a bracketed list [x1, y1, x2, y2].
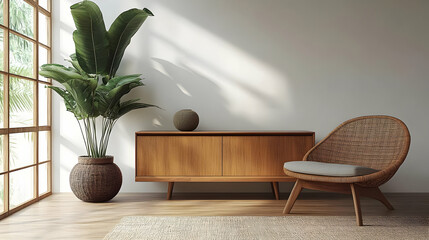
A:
[369, 187, 394, 210]
[350, 184, 363, 226]
[167, 182, 174, 200]
[271, 182, 280, 200]
[354, 185, 394, 210]
[283, 180, 303, 214]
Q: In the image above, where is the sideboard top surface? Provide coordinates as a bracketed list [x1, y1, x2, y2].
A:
[136, 131, 315, 136]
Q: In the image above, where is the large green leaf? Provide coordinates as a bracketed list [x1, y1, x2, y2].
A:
[63, 78, 98, 118]
[71, 1, 109, 74]
[103, 98, 138, 119]
[97, 81, 143, 118]
[66, 53, 89, 77]
[103, 74, 142, 90]
[93, 85, 111, 116]
[47, 86, 83, 119]
[117, 101, 157, 119]
[95, 74, 142, 115]
[107, 8, 153, 77]
[106, 81, 143, 104]
[40, 63, 87, 83]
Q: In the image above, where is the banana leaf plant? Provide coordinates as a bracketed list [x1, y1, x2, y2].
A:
[40, 1, 156, 158]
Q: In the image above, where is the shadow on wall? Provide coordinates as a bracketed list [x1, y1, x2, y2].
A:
[118, 0, 295, 131]
[149, 58, 263, 130]
[119, 56, 277, 130]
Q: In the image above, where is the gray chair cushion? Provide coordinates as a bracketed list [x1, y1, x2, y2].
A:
[284, 161, 379, 177]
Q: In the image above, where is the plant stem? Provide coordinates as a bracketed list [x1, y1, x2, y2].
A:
[76, 118, 90, 156]
[76, 115, 119, 158]
[100, 118, 109, 156]
[100, 118, 116, 156]
[99, 118, 105, 155]
[85, 118, 95, 157]
[91, 117, 99, 157]
[82, 118, 89, 156]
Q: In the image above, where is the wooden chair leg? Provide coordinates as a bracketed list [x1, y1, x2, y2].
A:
[350, 184, 363, 226]
[167, 182, 174, 200]
[271, 182, 280, 200]
[356, 186, 394, 210]
[370, 187, 394, 210]
[283, 180, 303, 214]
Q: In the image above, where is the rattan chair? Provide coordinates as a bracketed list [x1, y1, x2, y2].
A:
[283, 115, 410, 226]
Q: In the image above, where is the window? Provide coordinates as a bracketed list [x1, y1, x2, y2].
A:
[0, 0, 52, 219]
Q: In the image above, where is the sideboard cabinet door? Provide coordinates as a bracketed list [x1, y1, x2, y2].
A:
[136, 136, 222, 176]
[222, 136, 314, 176]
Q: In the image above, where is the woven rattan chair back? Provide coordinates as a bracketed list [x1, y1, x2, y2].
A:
[306, 116, 410, 170]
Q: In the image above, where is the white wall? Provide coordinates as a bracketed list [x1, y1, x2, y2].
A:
[53, 0, 429, 193]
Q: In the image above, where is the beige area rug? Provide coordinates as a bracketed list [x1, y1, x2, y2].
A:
[103, 216, 428, 240]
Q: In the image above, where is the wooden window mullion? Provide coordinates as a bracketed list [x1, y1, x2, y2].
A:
[4, 0, 10, 218]
[34, 0, 39, 198]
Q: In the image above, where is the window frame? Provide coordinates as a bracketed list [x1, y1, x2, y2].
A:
[0, 0, 52, 220]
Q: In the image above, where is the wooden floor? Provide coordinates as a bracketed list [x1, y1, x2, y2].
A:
[0, 192, 428, 239]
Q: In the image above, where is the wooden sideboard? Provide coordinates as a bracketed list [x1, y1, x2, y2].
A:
[135, 131, 315, 199]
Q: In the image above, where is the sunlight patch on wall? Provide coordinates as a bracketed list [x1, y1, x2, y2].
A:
[152, 118, 162, 126]
[176, 83, 192, 97]
[59, 29, 74, 59]
[152, 60, 171, 78]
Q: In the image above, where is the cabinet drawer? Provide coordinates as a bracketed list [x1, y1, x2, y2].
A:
[223, 136, 313, 176]
[136, 136, 222, 176]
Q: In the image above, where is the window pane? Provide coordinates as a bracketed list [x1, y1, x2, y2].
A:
[39, 163, 48, 195]
[38, 46, 48, 81]
[0, 0, 4, 25]
[39, 131, 49, 162]
[0, 28, 4, 71]
[39, 0, 48, 11]
[39, 12, 49, 46]
[0, 174, 4, 213]
[10, 167, 34, 208]
[39, 83, 48, 126]
[10, 78, 34, 127]
[9, 132, 35, 170]
[0, 74, 4, 128]
[10, 34, 35, 79]
[10, 0, 34, 38]
[0, 135, 4, 172]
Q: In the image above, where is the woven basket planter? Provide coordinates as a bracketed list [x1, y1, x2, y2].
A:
[70, 156, 122, 202]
